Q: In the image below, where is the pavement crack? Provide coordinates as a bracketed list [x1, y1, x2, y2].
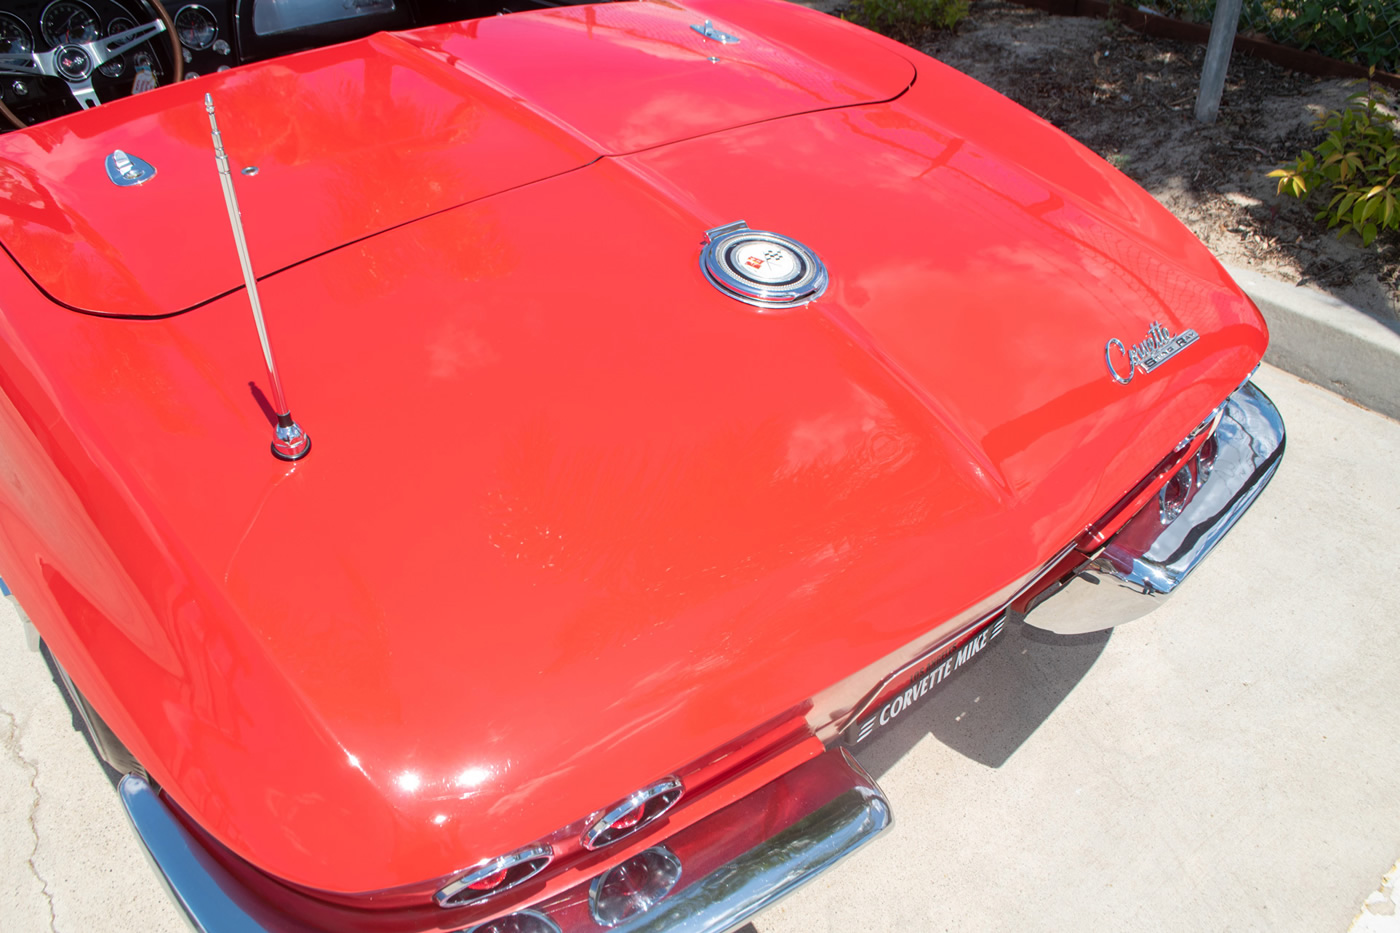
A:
[1, 706, 60, 933]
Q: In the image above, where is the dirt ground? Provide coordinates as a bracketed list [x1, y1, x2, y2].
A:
[847, 0, 1400, 325]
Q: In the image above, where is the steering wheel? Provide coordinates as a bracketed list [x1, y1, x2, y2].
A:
[0, 0, 183, 129]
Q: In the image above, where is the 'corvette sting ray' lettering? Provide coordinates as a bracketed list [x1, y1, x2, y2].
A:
[1106, 321, 1201, 384]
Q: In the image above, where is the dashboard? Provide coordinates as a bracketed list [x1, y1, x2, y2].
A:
[0, 0, 609, 128]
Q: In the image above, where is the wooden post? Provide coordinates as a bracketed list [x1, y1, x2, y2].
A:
[1195, 0, 1244, 123]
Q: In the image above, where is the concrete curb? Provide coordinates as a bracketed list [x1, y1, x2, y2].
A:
[1226, 264, 1400, 422]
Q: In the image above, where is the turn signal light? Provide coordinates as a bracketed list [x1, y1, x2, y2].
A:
[434, 843, 552, 908]
[609, 803, 646, 832]
[589, 846, 683, 928]
[466, 867, 509, 891]
[581, 776, 684, 850]
[1159, 465, 1192, 525]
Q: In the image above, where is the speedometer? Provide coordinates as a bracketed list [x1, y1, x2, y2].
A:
[41, 1, 100, 47]
[0, 12, 33, 55]
[174, 5, 217, 51]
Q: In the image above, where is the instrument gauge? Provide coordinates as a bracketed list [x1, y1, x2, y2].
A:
[0, 13, 33, 56]
[40, 1, 100, 47]
[174, 5, 217, 51]
[99, 16, 134, 77]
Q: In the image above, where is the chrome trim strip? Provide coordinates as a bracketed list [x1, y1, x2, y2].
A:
[1025, 380, 1284, 635]
[468, 910, 561, 933]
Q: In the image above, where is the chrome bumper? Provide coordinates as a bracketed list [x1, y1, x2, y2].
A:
[120, 748, 890, 933]
[1024, 380, 1284, 635]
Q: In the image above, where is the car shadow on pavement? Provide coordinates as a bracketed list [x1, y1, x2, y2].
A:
[38, 642, 125, 788]
[851, 619, 1111, 777]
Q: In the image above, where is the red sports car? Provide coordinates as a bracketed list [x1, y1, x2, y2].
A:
[0, 1, 1283, 931]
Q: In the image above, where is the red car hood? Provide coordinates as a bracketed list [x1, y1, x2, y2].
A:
[0, 0, 910, 318]
[0, 1, 1265, 901]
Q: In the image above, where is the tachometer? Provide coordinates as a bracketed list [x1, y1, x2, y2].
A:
[40, 0, 100, 47]
[0, 12, 33, 56]
[174, 5, 217, 51]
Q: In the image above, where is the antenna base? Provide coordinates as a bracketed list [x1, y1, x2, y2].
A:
[272, 415, 311, 461]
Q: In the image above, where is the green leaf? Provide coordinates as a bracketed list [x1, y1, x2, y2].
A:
[1362, 222, 1378, 246]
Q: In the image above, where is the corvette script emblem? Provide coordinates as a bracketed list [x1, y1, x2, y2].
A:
[1105, 321, 1199, 385]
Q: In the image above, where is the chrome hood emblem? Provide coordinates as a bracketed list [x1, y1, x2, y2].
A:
[105, 149, 157, 186]
[700, 222, 828, 310]
[692, 20, 740, 44]
[1106, 321, 1199, 384]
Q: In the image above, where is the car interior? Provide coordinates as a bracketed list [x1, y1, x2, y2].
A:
[0, 0, 620, 129]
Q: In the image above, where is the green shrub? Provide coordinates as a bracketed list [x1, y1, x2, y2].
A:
[1269, 82, 1400, 246]
[1142, 0, 1399, 73]
[1250, 0, 1400, 75]
[846, 0, 971, 40]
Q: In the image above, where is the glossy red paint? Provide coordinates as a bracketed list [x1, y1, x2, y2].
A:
[0, 1, 909, 318]
[0, 0, 1267, 916]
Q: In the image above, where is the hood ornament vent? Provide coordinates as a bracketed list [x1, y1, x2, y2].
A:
[700, 222, 828, 311]
[105, 149, 156, 186]
[691, 20, 740, 44]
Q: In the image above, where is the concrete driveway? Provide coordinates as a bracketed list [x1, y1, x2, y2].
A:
[2, 363, 1397, 933]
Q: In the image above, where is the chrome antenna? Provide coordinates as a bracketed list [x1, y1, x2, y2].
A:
[204, 92, 310, 462]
